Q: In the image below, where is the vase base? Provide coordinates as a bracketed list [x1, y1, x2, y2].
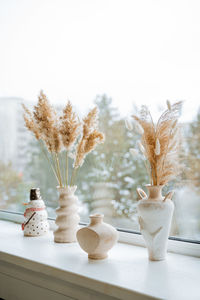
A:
[54, 229, 78, 243]
[149, 255, 165, 261]
[88, 253, 108, 260]
[54, 237, 77, 243]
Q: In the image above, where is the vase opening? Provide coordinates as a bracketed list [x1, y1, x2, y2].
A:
[57, 185, 77, 194]
[89, 213, 104, 225]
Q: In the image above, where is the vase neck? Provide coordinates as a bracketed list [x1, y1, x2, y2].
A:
[146, 185, 163, 200]
[57, 186, 77, 196]
[89, 214, 104, 225]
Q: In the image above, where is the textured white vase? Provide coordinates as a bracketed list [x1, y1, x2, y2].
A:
[137, 185, 174, 261]
[77, 214, 119, 259]
[54, 186, 80, 243]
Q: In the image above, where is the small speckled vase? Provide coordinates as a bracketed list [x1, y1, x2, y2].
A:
[137, 185, 174, 261]
[54, 186, 80, 243]
[77, 214, 119, 259]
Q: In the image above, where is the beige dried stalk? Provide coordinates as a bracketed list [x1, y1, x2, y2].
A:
[83, 107, 98, 137]
[33, 90, 62, 153]
[22, 91, 63, 186]
[59, 101, 81, 151]
[74, 107, 104, 169]
[22, 104, 41, 140]
[132, 101, 183, 186]
[59, 101, 81, 185]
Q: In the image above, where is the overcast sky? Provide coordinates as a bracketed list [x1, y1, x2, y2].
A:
[1, 0, 200, 121]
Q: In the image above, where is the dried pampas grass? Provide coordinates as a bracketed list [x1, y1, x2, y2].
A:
[74, 108, 104, 169]
[131, 100, 183, 186]
[32, 90, 62, 153]
[22, 104, 41, 140]
[59, 101, 81, 151]
[22, 91, 105, 188]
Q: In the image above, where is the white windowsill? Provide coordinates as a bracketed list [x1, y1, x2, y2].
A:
[0, 220, 200, 300]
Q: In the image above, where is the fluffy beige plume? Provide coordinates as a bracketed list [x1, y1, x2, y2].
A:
[59, 101, 81, 151]
[83, 107, 98, 137]
[22, 91, 63, 186]
[84, 130, 104, 154]
[74, 108, 104, 168]
[73, 139, 85, 169]
[22, 104, 41, 140]
[33, 90, 61, 153]
[132, 101, 183, 186]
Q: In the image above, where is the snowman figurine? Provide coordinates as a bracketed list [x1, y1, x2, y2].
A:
[22, 188, 49, 236]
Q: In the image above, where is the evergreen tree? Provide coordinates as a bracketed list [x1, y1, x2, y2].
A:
[0, 161, 28, 210]
[77, 94, 122, 211]
[78, 95, 148, 219]
[113, 119, 148, 218]
[186, 109, 200, 186]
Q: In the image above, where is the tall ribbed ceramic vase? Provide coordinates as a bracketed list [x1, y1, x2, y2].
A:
[54, 186, 80, 243]
[137, 185, 174, 261]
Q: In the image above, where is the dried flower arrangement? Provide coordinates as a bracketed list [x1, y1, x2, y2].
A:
[22, 91, 105, 188]
[127, 100, 183, 186]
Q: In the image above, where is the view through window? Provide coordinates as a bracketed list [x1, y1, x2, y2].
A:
[0, 0, 200, 240]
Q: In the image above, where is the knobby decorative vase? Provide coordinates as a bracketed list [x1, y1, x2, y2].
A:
[77, 213, 119, 259]
[54, 186, 80, 243]
[137, 185, 174, 261]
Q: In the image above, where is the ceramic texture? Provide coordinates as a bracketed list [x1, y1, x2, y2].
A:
[54, 186, 80, 243]
[77, 213, 119, 259]
[137, 185, 174, 261]
[23, 200, 49, 237]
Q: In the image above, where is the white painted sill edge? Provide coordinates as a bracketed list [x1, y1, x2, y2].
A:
[0, 210, 200, 258]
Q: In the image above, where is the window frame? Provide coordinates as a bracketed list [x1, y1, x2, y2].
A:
[1, 209, 199, 258]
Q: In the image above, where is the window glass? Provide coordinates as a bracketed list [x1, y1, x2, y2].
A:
[0, 0, 200, 240]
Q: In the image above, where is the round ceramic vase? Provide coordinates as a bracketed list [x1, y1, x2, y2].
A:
[76, 214, 119, 259]
[54, 186, 80, 243]
[137, 185, 174, 261]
